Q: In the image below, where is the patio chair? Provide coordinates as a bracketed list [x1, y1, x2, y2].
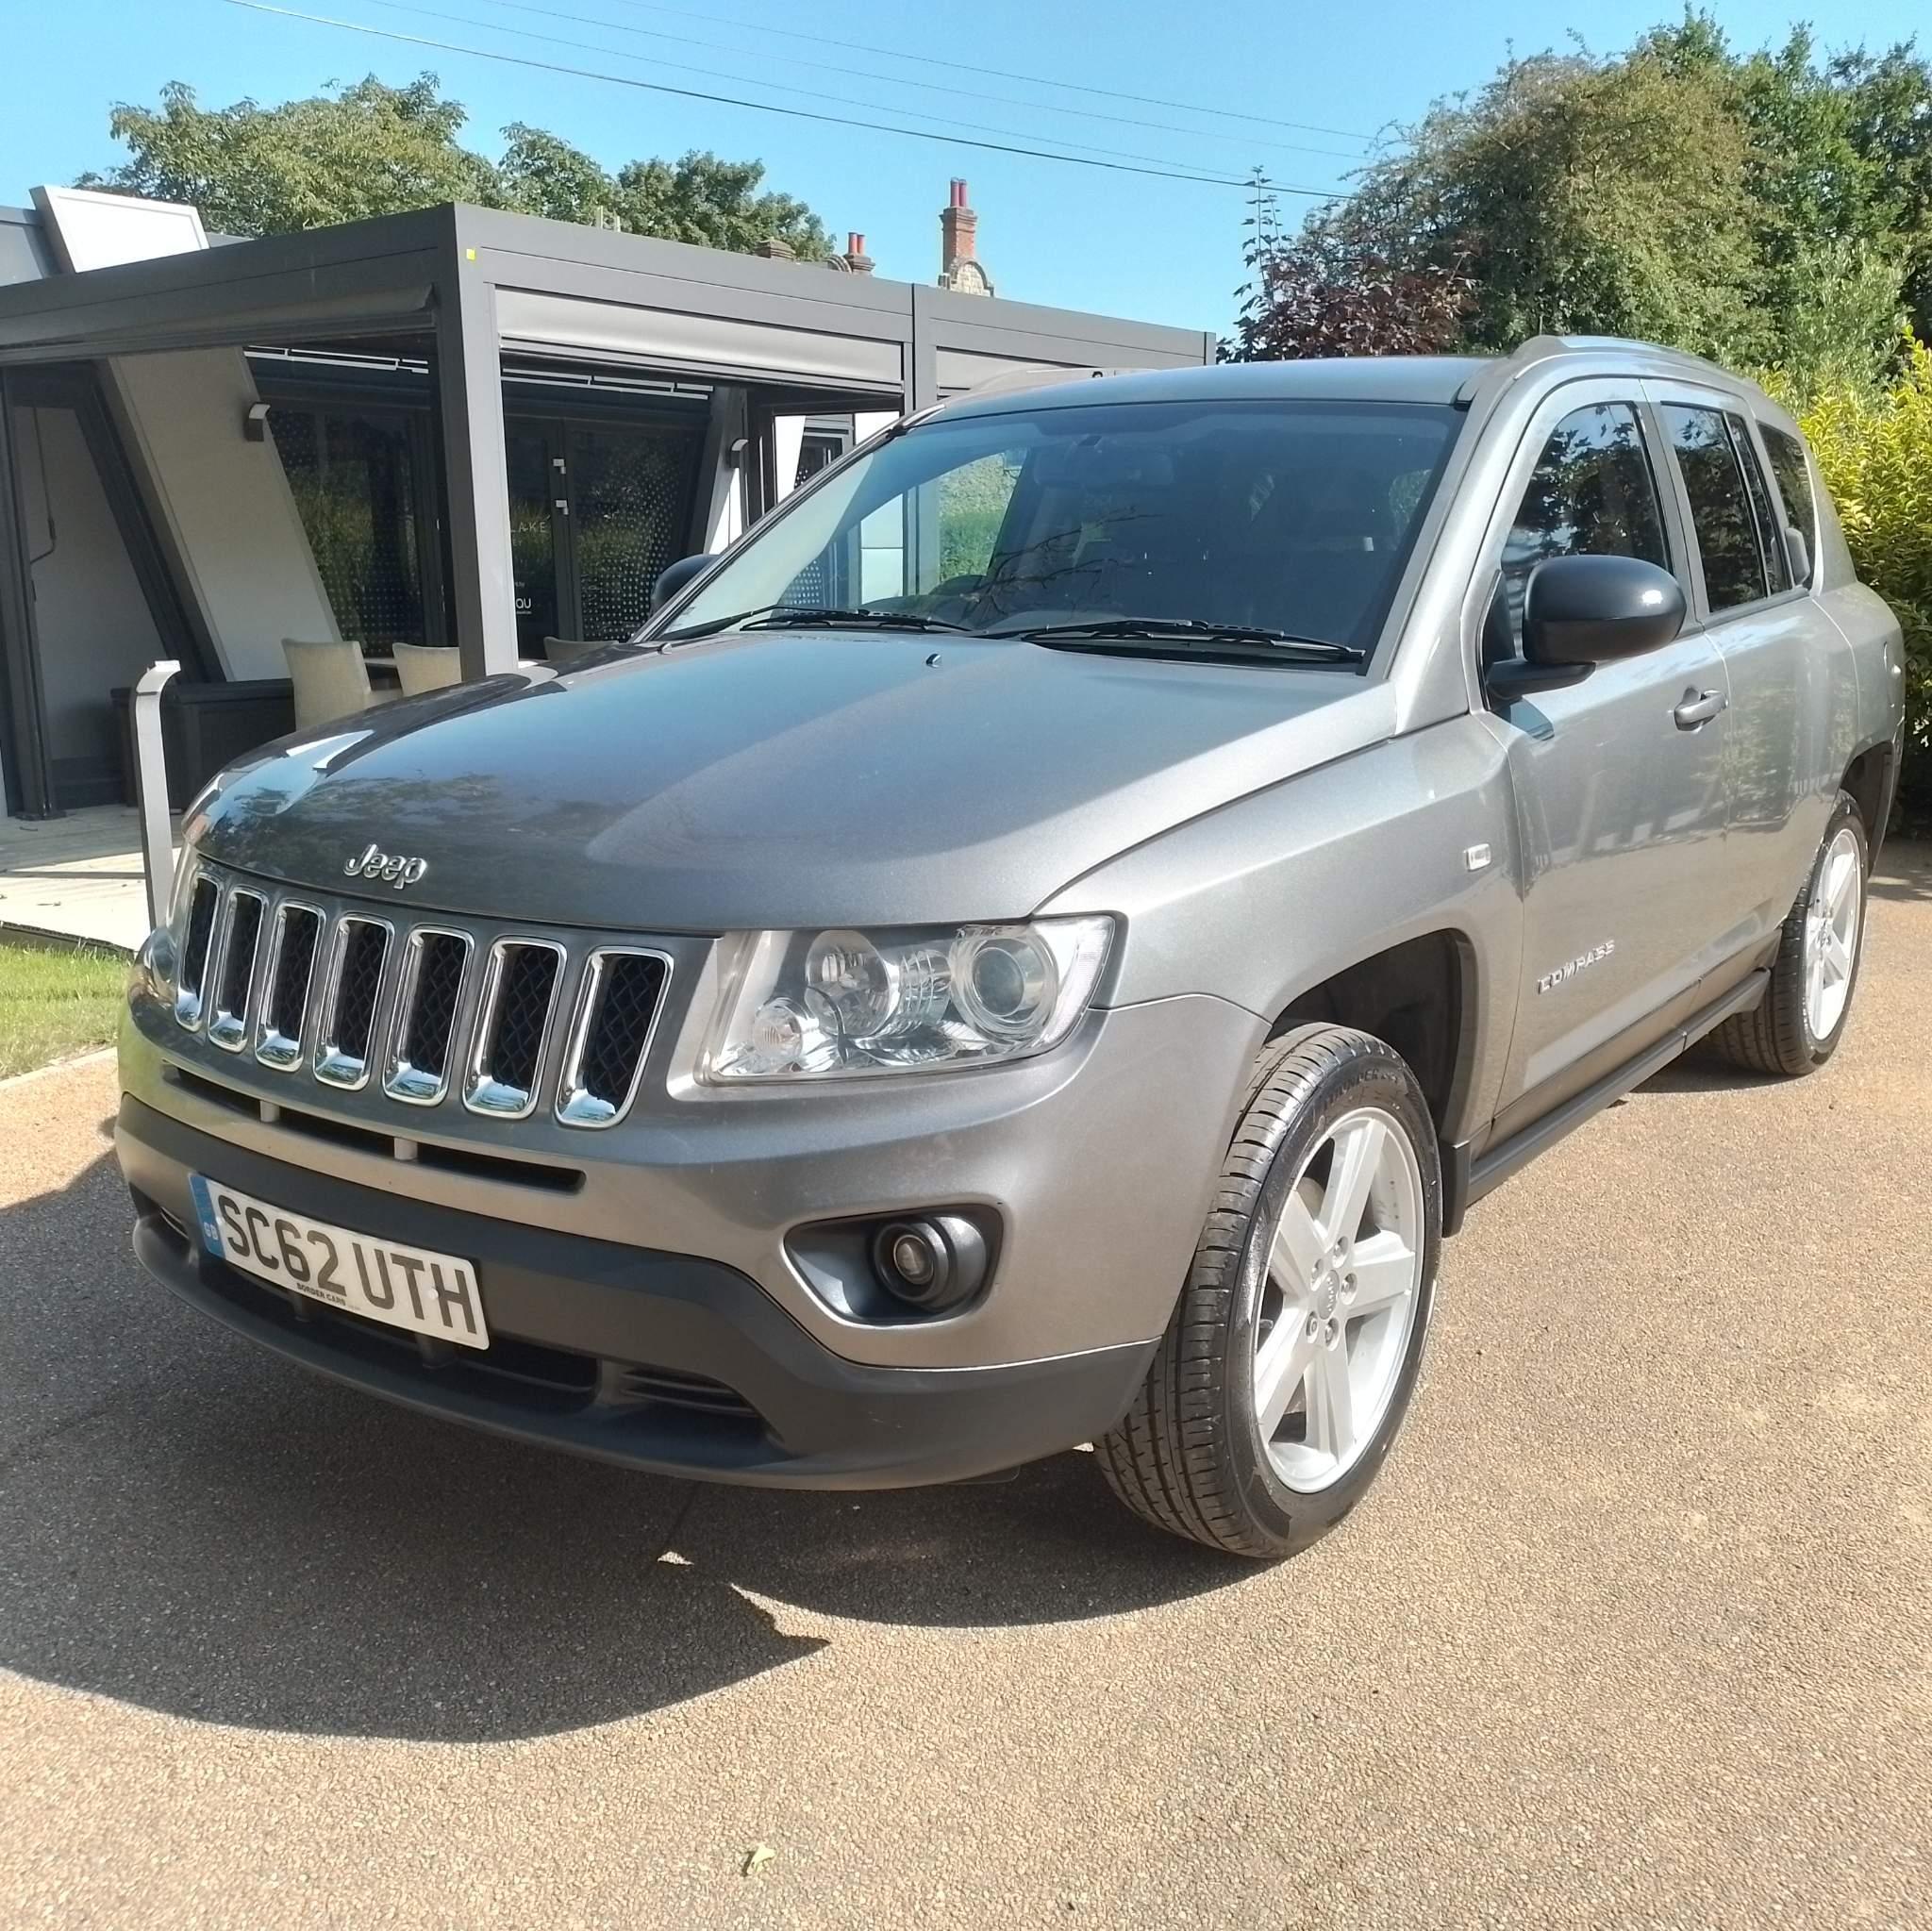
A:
[282, 639, 375, 730]
[394, 641, 464, 697]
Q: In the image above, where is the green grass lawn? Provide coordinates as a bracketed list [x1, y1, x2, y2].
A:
[0, 939, 126, 1080]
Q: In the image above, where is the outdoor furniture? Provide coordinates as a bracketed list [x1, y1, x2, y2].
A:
[111, 678, 298, 809]
[282, 639, 374, 729]
[394, 642, 464, 696]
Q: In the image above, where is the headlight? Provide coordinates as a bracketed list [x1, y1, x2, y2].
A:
[699, 916, 1114, 1083]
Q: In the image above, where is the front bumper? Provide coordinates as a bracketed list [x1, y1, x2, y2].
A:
[122, 981, 1259, 1369]
[118, 1097, 1157, 1488]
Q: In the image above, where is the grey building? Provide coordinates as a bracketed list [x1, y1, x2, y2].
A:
[0, 188, 1210, 819]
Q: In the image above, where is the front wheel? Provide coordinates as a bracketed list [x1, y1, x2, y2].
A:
[1097, 1024, 1441, 1559]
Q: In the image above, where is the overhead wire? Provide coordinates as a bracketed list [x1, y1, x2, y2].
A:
[345, 0, 1360, 182]
[580, 0, 1388, 144]
[459, 0, 1378, 161]
[224, 0, 1350, 195]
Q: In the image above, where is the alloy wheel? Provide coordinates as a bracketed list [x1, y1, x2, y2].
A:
[1252, 1106, 1425, 1493]
[1803, 825, 1862, 1042]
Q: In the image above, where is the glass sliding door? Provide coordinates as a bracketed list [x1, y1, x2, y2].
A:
[506, 422, 565, 660]
[506, 412, 703, 653]
[272, 402, 425, 649]
[567, 424, 702, 642]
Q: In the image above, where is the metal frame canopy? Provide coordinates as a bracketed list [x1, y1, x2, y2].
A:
[0, 202, 1212, 684]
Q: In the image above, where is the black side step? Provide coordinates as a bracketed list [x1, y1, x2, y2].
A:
[1441, 967, 1770, 1234]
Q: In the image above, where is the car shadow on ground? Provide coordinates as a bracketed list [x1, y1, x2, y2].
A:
[1867, 845, 1932, 904]
[0, 1148, 1247, 1745]
[1634, 1055, 1780, 1098]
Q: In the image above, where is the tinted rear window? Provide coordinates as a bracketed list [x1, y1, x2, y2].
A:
[1662, 404, 1769, 611]
[1728, 412, 1791, 596]
[1760, 424, 1818, 585]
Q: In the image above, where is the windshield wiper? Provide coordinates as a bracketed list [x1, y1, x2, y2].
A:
[658, 604, 969, 642]
[747, 608, 971, 631]
[1001, 617, 1366, 662]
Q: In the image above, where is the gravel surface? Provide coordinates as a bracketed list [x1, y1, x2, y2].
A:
[1, 845, 1927, 1929]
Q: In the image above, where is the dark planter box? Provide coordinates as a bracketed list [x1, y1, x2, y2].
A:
[111, 678, 296, 811]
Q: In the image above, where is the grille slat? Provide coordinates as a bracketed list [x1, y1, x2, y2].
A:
[175, 874, 221, 1027]
[172, 867, 670, 1133]
[315, 917, 393, 1090]
[617, 1363, 759, 1422]
[207, 890, 265, 1051]
[257, 904, 324, 1070]
[384, 929, 472, 1105]
[557, 949, 671, 1128]
[465, 941, 564, 1119]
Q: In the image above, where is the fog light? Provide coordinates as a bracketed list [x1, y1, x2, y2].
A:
[889, 1230, 938, 1288]
[870, 1213, 990, 1314]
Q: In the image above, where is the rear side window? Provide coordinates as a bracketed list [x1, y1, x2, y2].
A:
[1760, 424, 1818, 585]
[1727, 412, 1791, 596]
[1498, 401, 1668, 648]
[1661, 404, 1769, 610]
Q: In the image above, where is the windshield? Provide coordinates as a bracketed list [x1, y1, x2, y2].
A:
[651, 396, 1461, 657]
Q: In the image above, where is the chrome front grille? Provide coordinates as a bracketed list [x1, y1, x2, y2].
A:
[207, 889, 265, 1051]
[168, 865, 672, 1130]
[385, 928, 471, 1105]
[175, 874, 222, 1029]
[464, 940, 564, 1119]
[315, 917, 392, 1090]
[558, 949, 672, 1127]
[257, 903, 323, 1070]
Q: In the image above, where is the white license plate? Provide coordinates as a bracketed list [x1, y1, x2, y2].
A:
[188, 1175, 490, 1350]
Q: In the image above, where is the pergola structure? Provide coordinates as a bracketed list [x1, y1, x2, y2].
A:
[0, 201, 1212, 816]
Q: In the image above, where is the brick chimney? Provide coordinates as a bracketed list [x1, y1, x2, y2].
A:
[941, 179, 975, 268]
[938, 180, 992, 295]
[841, 230, 874, 275]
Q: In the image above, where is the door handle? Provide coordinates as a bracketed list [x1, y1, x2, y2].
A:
[1673, 688, 1726, 730]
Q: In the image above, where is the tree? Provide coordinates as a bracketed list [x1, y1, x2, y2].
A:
[1330, 49, 1766, 360]
[1644, 18, 1910, 388]
[1230, 21, 1932, 387]
[1224, 178, 1470, 361]
[79, 76, 502, 234]
[496, 128, 828, 258]
[78, 75, 831, 259]
[1832, 43, 1932, 346]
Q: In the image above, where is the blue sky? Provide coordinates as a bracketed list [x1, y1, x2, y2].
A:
[5, 0, 1924, 335]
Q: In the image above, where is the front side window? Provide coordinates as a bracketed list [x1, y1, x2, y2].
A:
[1498, 402, 1669, 648]
[1661, 404, 1770, 611]
[1759, 424, 1818, 586]
[654, 398, 1462, 658]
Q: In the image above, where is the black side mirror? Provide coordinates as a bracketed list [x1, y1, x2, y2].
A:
[652, 552, 718, 612]
[1489, 555, 1686, 701]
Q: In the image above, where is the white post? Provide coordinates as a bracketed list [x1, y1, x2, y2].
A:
[133, 659, 180, 932]
[771, 415, 807, 506]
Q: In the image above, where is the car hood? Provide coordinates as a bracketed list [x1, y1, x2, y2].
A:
[194, 633, 1394, 930]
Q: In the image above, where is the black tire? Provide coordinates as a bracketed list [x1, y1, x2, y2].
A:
[1097, 1024, 1441, 1560]
[1703, 791, 1869, 1077]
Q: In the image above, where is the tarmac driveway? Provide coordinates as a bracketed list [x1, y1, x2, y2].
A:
[1, 842, 1928, 1929]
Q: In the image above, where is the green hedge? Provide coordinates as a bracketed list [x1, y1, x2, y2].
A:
[1769, 339, 1932, 813]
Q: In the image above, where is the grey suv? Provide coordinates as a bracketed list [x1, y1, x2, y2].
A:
[117, 338, 1905, 1557]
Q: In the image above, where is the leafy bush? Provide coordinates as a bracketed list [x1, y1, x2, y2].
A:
[1770, 339, 1932, 807]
